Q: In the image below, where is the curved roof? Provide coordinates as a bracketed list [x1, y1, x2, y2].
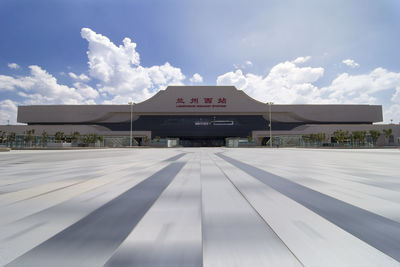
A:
[17, 86, 383, 124]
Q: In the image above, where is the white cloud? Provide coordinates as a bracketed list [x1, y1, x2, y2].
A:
[233, 60, 253, 70]
[73, 82, 99, 99]
[0, 65, 98, 104]
[0, 75, 23, 91]
[390, 87, 400, 103]
[320, 68, 400, 104]
[7, 63, 20, 69]
[217, 57, 400, 123]
[1, 26, 399, 125]
[293, 56, 311, 64]
[81, 27, 185, 103]
[0, 99, 18, 124]
[342, 59, 360, 68]
[69, 72, 90, 82]
[217, 57, 324, 103]
[189, 73, 203, 83]
[383, 104, 400, 124]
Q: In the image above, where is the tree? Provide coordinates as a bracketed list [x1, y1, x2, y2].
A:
[351, 131, 366, 146]
[83, 134, 90, 146]
[7, 132, 16, 149]
[369, 130, 380, 145]
[142, 136, 149, 145]
[0, 131, 5, 144]
[55, 131, 65, 143]
[92, 134, 98, 145]
[41, 130, 49, 147]
[98, 135, 104, 147]
[316, 133, 326, 145]
[83, 133, 98, 146]
[333, 130, 349, 145]
[382, 129, 393, 144]
[24, 129, 35, 147]
[309, 134, 317, 144]
[302, 134, 310, 145]
[359, 131, 367, 145]
[71, 131, 81, 145]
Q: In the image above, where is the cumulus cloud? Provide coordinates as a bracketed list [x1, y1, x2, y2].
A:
[0, 75, 23, 91]
[81, 27, 185, 103]
[293, 56, 311, 64]
[0, 99, 18, 124]
[320, 68, 400, 104]
[342, 59, 360, 68]
[233, 60, 253, 70]
[217, 57, 324, 103]
[69, 72, 90, 82]
[189, 73, 203, 83]
[73, 82, 99, 99]
[217, 57, 400, 123]
[1, 27, 399, 124]
[383, 104, 400, 124]
[0, 65, 97, 104]
[8, 63, 20, 69]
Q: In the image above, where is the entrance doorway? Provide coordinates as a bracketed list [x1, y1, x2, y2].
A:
[179, 137, 226, 147]
[261, 137, 270, 146]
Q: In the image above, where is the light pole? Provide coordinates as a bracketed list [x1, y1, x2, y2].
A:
[129, 102, 134, 147]
[267, 102, 273, 148]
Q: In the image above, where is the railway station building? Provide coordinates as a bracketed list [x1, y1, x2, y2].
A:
[1, 86, 399, 147]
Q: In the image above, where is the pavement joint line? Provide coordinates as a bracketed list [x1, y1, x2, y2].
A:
[209, 152, 305, 267]
[6, 179, 89, 206]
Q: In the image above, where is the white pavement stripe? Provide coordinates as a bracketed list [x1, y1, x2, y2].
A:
[0, 152, 186, 266]
[218, 152, 400, 263]
[201, 151, 302, 267]
[211, 153, 400, 267]
[0, 148, 399, 267]
[0, 153, 182, 226]
[224, 148, 400, 222]
[6, 160, 187, 267]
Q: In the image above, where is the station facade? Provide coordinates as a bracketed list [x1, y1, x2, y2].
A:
[1, 86, 399, 147]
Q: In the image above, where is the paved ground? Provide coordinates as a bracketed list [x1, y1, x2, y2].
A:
[0, 148, 399, 266]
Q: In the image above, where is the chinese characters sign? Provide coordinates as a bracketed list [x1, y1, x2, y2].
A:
[176, 97, 227, 108]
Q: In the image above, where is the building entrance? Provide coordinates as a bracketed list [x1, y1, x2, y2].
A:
[261, 137, 271, 146]
[179, 137, 226, 147]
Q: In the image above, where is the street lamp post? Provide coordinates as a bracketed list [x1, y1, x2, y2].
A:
[129, 102, 134, 147]
[267, 102, 273, 148]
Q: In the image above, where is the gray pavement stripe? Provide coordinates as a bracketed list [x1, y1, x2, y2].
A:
[201, 153, 302, 267]
[164, 153, 186, 162]
[105, 155, 202, 267]
[4, 154, 180, 227]
[6, 161, 186, 267]
[217, 152, 400, 263]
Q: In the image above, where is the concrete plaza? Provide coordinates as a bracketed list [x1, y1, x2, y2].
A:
[0, 148, 399, 266]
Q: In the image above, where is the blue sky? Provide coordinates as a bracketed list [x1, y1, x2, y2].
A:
[1, 0, 400, 124]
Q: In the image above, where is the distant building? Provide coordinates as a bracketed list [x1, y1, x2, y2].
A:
[1, 86, 399, 147]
